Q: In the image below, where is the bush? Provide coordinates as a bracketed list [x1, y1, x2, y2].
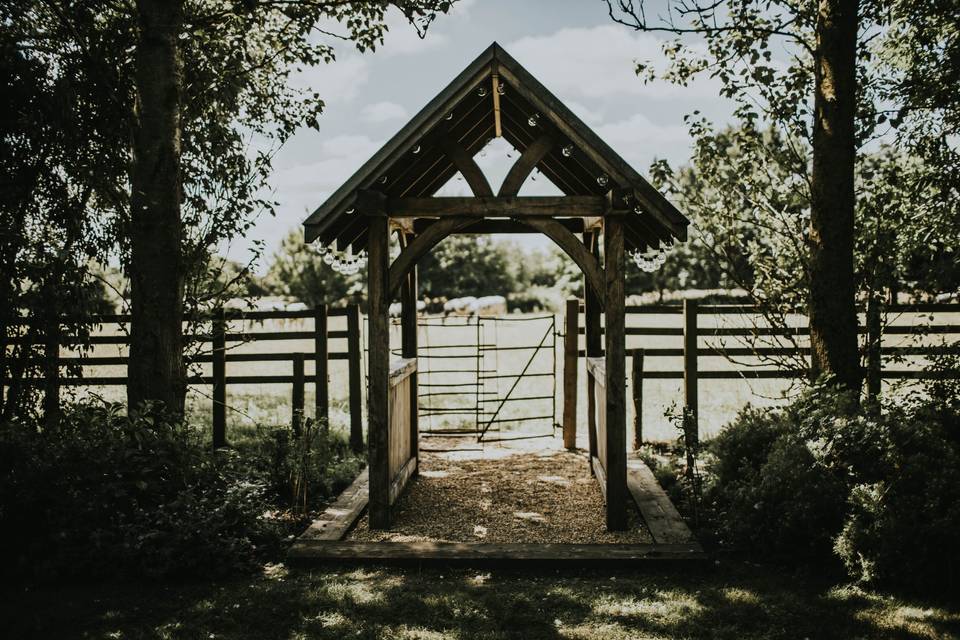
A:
[705, 399, 848, 560]
[0, 402, 281, 580]
[704, 384, 960, 589]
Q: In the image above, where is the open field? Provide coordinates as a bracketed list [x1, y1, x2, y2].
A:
[7, 562, 959, 639]
[63, 307, 960, 443]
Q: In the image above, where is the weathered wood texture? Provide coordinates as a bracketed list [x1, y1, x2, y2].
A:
[631, 348, 644, 449]
[562, 298, 578, 449]
[315, 304, 329, 425]
[288, 540, 705, 563]
[604, 216, 628, 531]
[212, 308, 226, 448]
[400, 257, 419, 474]
[682, 299, 699, 451]
[587, 357, 607, 470]
[346, 303, 364, 453]
[627, 457, 701, 548]
[388, 360, 414, 479]
[498, 135, 554, 196]
[292, 352, 305, 435]
[441, 141, 494, 197]
[297, 468, 369, 542]
[367, 216, 391, 529]
[388, 196, 605, 218]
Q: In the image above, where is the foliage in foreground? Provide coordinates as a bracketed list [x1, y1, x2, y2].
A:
[703, 384, 960, 590]
[0, 402, 362, 581]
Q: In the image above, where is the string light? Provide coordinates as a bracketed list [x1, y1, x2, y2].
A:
[527, 113, 540, 127]
[315, 244, 367, 275]
[631, 242, 673, 272]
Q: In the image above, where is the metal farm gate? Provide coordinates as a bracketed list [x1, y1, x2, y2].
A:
[414, 314, 558, 442]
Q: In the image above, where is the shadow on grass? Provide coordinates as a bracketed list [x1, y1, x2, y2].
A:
[5, 561, 960, 640]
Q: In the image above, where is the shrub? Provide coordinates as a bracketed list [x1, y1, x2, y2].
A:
[705, 383, 960, 589]
[0, 402, 281, 580]
[705, 399, 848, 560]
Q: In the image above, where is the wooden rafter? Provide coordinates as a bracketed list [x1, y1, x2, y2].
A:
[440, 140, 493, 197]
[498, 134, 554, 197]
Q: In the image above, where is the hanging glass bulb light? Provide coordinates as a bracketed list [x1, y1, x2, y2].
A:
[412, 144, 421, 155]
[527, 113, 540, 127]
[378, 175, 387, 185]
[445, 112, 454, 121]
[345, 207, 355, 215]
[597, 174, 609, 187]
[477, 86, 488, 97]
[316, 244, 328, 256]
[323, 251, 335, 265]
[497, 82, 505, 95]
[562, 145, 574, 158]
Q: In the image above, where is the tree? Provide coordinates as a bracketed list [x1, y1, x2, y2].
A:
[418, 235, 517, 299]
[605, 0, 887, 392]
[5, 0, 457, 417]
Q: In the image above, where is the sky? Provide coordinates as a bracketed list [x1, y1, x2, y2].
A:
[227, 0, 735, 273]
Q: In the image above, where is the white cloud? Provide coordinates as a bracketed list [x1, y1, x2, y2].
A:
[360, 100, 408, 123]
[507, 25, 721, 101]
[595, 112, 692, 169]
[291, 54, 371, 105]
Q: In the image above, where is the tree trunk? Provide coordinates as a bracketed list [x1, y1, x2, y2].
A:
[127, 0, 186, 413]
[808, 0, 862, 393]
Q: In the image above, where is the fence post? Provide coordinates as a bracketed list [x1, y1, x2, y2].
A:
[43, 320, 60, 430]
[562, 298, 579, 450]
[314, 303, 329, 428]
[292, 352, 305, 436]
[212, 307, 226, 448]
[866, 294, 882, 402]
[346, 303, 364, 453]
[683, 299, 699, 466]
[631, 348, 644, 450]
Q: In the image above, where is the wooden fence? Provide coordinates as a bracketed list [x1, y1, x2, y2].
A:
[4, 304, 366, 451]
[566, 300, 960, 445]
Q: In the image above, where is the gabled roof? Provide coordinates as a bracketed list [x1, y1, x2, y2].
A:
[302, 42, 689, 252]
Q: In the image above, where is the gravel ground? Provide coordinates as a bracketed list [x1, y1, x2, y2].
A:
[349, 436, 653, 544]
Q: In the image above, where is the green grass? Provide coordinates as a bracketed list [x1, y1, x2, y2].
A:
[7, 561, 959, 639]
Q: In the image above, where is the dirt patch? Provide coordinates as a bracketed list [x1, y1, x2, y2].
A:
[348, 438, 652, 544]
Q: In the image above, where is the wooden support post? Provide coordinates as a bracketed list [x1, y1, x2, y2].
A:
[346, 303, 363, 453]
[683, 299, 699, 465]
[43, 320, 60, 430]
[604, 216, 628, 531]
[212, 307, 226, 448]
[584, 231, 601, 465]
[866, 293, 882, 402]
[401, 253, 419, 474]
[563, 298, 579, 449]
[292, 352, 305, 436]
[631, 348, 644, 450]
[367, 214, 391, 529]
[314, 303, 329, 428]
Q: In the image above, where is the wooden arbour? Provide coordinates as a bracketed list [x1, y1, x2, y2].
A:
[303, 43, 689, 531]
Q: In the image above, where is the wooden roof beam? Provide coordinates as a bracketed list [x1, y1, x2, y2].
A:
[386, 196, 606, 218]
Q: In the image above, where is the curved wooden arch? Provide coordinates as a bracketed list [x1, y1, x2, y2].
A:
[388, 216, 479, 298]
[388, 214, 605, 310]
[498, 134, 554, 197]
[513, 216, 605, 310]
[441, 141, 493, 197]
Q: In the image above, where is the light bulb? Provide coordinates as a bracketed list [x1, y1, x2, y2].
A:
[345, 208, 355, 215]
[562, 145, 573, 157]
[412, 144, 421, 154]
[597, 174, 609, 187]
[528, 113, 540, 127]
[477, 86, 488, 97]
[445, 112, 453, 121]
[497, 82, 505, 95]
[323, 252, 335, 265]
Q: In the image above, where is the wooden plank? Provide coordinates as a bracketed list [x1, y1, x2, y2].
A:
[683, 299, 699, 451]
[627, 457, 700, 547]
[292, 352, 305, 435]
[562, 298, 578, 450]
[388, 216, 478, 299]
[604, 216, 628, 531]
[491, 70, 502, 137]
[314, 304, 329, 426]
[591, 455, 607, 501]
[586, 370, 597, 473]
[297, 468, 369, 542]
[368, 215, 391, 529]
[498, 134, 555, 197]
[516, 216, 605, 311]
[631, 348, 644, 449]
[389, 374, 412, 477]
[288, 540, 705, 562]
[412, 218, 585, 234]
[347, 304, 364, 453]
[441, 140, 494, 197]
[388, 196, 605, 218]
[389, 357, 417, 386]
[401, 256, 419, 474]
[212, 307, 226, 448]
[583, 233, 603, 359]
[389, 455, 417, 506]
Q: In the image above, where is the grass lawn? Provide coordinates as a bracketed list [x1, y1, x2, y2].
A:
[6, 560, 958, 639]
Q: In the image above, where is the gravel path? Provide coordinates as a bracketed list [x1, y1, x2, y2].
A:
[349, 437, 653, 544]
